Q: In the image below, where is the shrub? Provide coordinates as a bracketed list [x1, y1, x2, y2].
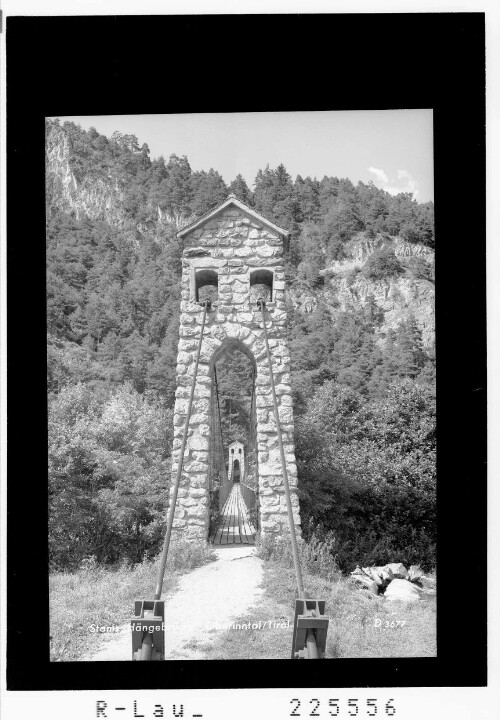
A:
[403, 255, 434, 282]
[362, 247, 404, 280]
[257, 529, 341, 583]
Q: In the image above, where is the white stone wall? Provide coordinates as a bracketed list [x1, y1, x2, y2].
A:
[170, 205, 301, 541]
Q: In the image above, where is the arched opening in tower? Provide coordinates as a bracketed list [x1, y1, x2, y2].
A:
[249, 268, 273, 304]
[195, 268, 218, 304]
[208, 339, 259, 543]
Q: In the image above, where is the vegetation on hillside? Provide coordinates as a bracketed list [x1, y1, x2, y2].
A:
[46, 119, 436, 572]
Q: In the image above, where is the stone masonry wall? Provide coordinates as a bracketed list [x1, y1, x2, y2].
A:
[170, 203, 301, 542]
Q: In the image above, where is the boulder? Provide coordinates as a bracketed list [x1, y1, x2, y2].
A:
[384, 579, 420, 602]
[376, 566, 394, 584]
[408, 565, 423, 582]
[351, 574, 379, 595]
[368, 568, 383, 586]
[385, 563, 409, 579]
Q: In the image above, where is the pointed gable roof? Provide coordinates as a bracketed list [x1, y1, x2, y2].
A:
[229, 440, 244, 448]
[176, 194, 290, 239]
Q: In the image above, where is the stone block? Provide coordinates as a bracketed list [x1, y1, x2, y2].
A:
[259, 463, 282, 476]
[256, 409, 269, 423]
[194, 386, 211, 399]
[187, 518, 207, 527]
[191, 450, 209, 462]
[232, 293, 248, 304]
[238, 326, 252, 340]
[237, 312, 254, 323]
[186, 504, 207, 518]
[178, 339, 198, 352]
[225, 323, 240, 339]
[180, 497, 199, 507]
[177, 351, 193, 365]
[196, 375, 211, 385]
[189, 488, 207, 498]
[256, 395, 274, 408]
[234, 246, 254, 257]
[279, 409, 294, 424]
[187, 434, 209, 451]
[255, 375, 270, 385]
[183, 461, 209, 473]
[260, 495, 280, 507]
[260, 520, 279, 532]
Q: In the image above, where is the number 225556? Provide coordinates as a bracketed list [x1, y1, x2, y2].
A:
[290, 698, 396, 717]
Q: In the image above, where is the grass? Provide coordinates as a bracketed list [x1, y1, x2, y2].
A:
[49, 540, 217, 662]
[195, 534, 436, 660]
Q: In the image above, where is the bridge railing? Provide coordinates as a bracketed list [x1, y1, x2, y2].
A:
[240, 481, 258, 531]
[239, 481, 256, 511]
[219, 480, 232, 511]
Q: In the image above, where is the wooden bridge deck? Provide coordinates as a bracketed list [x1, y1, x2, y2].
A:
[213, 484, 256, 545]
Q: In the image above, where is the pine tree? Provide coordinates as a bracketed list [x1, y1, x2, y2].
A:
[229, 174, 252, 204]
[163, 154, 193, 216]
[190, 169, 227, 216]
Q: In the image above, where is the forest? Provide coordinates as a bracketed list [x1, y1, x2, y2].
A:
[46, 118, 436, 573]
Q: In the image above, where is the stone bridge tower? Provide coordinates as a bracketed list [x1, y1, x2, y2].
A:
[170, 195, 301, 542]
[227, 440, 245, 483]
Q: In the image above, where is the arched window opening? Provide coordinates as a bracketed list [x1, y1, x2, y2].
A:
[249, 268, 273, 304]
[195, 268, 218, 304]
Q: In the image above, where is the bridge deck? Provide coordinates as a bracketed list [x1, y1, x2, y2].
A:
[213, 484, 256, 545]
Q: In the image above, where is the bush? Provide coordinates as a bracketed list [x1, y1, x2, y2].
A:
[295, 380, 436, 573]
[403, 255, 434, 282]
[362, 247, 404, 280]
[163, 538, 217, 572]
[257, 529, 341, 583]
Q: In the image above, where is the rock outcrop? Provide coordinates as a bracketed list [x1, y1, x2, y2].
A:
[291, 234, 435, 348]
[46, 123, 127, 226]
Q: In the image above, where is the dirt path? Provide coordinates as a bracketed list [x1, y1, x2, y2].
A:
[81, 545, 263, 661]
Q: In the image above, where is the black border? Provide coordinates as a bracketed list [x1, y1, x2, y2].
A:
[6, 13, 486, 690]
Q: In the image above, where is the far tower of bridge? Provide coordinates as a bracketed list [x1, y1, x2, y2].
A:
[227, 440, 245, 484]
[169, 195, 301, 542]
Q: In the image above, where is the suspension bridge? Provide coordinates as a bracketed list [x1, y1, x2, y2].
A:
[129, 196, 329, 661]
[208, 365, 258, 545]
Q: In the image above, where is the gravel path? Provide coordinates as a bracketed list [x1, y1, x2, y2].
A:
[81, 545, 263, 661]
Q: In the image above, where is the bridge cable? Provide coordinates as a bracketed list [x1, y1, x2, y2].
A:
[258, 299, 305, 599]
[154, 300, 209, 600]
[213, 366, 228, 485]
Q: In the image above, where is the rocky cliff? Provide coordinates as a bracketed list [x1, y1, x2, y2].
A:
[46, 123, 127, 226]
[291, 235, 435, 347]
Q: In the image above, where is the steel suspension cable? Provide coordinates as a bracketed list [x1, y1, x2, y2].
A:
[214, 367, 227, 484]
[247, 375, 256, 481]
[258, 299, 305, 599]
[154, 300, 209, 600]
